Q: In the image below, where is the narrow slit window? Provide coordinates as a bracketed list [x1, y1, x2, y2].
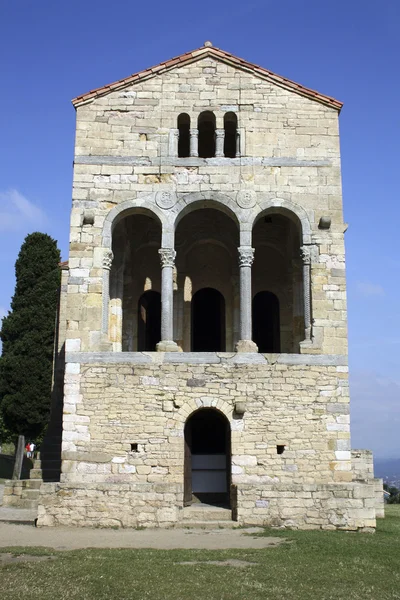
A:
[198, 111, 216, 158]
[178, 113, 190, 157]
[224, 112, 238, 158]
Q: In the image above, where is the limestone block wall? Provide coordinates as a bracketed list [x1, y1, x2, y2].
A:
[60, 353, 352, 485]
[234, 482, 376, 531]
[64, 55, 347, 356]
[351, 449, 384, 518]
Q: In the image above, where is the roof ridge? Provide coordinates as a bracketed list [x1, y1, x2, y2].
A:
[72, 44, 342, 111]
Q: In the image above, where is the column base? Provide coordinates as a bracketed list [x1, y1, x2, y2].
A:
[235, 339, 258, 353]
[156, 341, 182, 352]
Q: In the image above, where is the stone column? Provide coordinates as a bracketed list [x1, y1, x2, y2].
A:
[189, 129, 199, 157]
[215, 129, 225, 157]
[300, 246, 312, 341]
[235, 131, 241, 158]
[170, 128, 179, 157]
[235, 247, 258, 353]
[102, 250, 113, 334]
[156, 249, 181, 352]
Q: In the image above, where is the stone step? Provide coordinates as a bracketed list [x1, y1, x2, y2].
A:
[23, 480, 42, 489]
[181, 505, 232, 522]
[174, 520, 239, 529]
[29, 469, 43, 479]
[3, 498, 38, 510]
[22, 489, 40, 500]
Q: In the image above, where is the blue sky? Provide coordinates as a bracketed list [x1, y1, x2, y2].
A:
[0, 0, 399, 458]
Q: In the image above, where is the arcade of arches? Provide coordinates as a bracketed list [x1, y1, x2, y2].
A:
[108, 206, 308, 353]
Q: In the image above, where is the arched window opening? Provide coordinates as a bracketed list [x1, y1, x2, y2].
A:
[252, 291, 280, 353]
[137, 290, 161, 351]
[198, 111, 216, 158]
[192, 288, 225, 351]
[252, 212, 301, 353]
[177, 113, 190, 158]
[110, 212, 161, 352]
[184, 408, 231, 507]
[224, 112, 237, 158]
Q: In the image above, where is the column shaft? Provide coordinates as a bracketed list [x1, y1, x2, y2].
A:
[235, 131, 241, 158]
[236, 247, 258, 352]
[190, 129, 199, 157]
[157, 249, 181, 352]
[101, 251, 113, 334]
[215, 129, 225, 157]
[301, 246, 312, 341]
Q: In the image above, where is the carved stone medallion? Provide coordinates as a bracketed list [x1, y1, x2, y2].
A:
[236, 189, 256, 209]
[156, 191, 177, 210]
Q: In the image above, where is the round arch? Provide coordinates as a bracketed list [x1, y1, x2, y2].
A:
[252, 198, 312, 244]
[183, 407, 231, 506]
[172, 192, 241, 229]
[102, 197, 167, 248]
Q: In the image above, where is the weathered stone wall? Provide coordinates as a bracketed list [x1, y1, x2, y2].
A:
[43, 49, 378, 531]
[234, 482, 376, 531]
[60, 354, 351, 485]
[351, 449, 384, 518]
[65, 54, 346, 356]
[38, 482, 180, 528]
[37, 479, 376, 531]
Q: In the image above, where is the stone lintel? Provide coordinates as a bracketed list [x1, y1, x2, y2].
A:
[75, 155, 331, 168]
[65, 351, 348, 366]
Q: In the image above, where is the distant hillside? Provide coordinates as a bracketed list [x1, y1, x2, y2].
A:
[374, 458, 400, 486]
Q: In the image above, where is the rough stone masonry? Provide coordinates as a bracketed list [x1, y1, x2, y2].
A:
[35, 43, 382, 530]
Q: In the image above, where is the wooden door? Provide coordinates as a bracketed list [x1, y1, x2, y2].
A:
[184, 422, 192, 505]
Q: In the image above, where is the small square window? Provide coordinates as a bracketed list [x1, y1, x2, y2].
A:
[277, 445, 285, 455]
[130, 443, 139, 452]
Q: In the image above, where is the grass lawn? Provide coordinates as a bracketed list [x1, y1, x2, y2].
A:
[1, 506, 400, 600]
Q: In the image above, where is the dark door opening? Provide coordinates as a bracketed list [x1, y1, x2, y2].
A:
[252, 291, 281, 352]
[137, 290, 161, 351]
[191, 288, 225, 351]
[184, 409, 231, 507]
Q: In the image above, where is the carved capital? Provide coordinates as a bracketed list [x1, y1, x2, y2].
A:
[300, 246, 311, 265]
[238, 247, 255, 268]
[190, 128, 199, 138]
[159, 248, 176, 268]
[215, 129, 225, 138]
[103, 250, 114, 270]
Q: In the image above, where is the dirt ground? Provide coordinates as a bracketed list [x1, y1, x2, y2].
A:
[0, 522, 285, 550]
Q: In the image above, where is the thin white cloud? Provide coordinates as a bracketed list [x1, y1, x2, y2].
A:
[355, 281, 385, 297]
[0, 189, 47, 232]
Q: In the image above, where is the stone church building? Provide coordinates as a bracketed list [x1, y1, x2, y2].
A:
[37, 43, 382, 529]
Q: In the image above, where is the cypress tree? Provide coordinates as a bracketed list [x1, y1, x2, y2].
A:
[0, 233, 61, 443]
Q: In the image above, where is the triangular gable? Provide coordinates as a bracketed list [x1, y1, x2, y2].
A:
[72, 43, 343, 112]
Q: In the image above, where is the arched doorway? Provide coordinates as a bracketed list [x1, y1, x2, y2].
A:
[191, 288, 225, 351]
[184, 409, 231, 506]
[137, 290, 161, 351]
[252, 291, 281, 352]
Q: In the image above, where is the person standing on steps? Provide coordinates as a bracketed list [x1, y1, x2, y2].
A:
[29, 442, 36, 459]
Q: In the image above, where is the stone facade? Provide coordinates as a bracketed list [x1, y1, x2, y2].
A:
[37, 44, 381, 529]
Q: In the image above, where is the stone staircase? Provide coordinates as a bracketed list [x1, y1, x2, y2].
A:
[176, 503, 238, 529]
[2, 446, 61, 510]
[3, 477, 41, 509]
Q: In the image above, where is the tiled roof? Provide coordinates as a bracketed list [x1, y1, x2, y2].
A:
[72, 43, 343, 111]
